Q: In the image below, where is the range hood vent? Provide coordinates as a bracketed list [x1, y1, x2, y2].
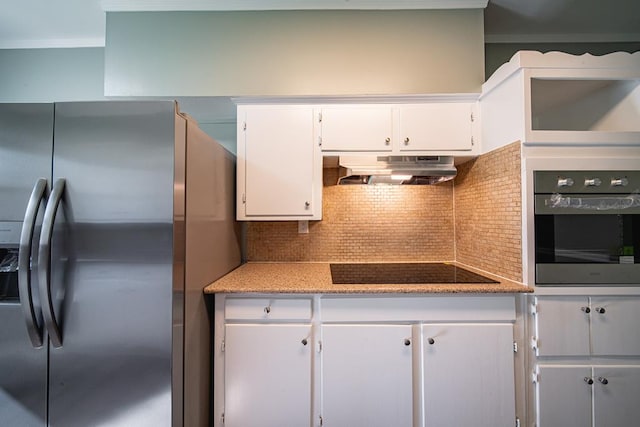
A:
[337, 155, 457, 185]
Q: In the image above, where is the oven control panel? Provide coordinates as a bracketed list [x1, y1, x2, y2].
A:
[535, 170, 640, 194]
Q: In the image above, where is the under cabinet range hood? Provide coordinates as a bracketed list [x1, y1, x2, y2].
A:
[337, 155, 457, 185]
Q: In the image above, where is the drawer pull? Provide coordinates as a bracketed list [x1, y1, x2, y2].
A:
[264, 306, 271, 314]
[595, 307, 606, 314]
[404, 339, 411, 346]
[581, 306, 591, 314]
[598, 377, 609, 385]
[584, 377, 594, 385]
[301, 338, 308, 346]
[427, 337, 435, 345]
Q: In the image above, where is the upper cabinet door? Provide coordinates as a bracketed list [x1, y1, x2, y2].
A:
[398, 103, 474, 151]
[319, 105, 393, 151]
[238, 105, 321, 220]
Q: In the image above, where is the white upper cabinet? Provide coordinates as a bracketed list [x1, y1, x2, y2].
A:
[318, 96, 479, 154]
[319, 105, 394, 152]
[236, 104, 322, 220]
[481, 51, 640, 151]
[398, 103, 474, 151]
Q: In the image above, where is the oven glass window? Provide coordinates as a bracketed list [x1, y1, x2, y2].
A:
[535, 214, 639, 264]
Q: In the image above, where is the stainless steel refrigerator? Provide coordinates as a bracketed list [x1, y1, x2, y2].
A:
[0, 101, 241, 426]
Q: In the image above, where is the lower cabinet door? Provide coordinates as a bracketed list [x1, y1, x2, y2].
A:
[593, 366, 640, 427]
[536, 365, 592, 427]
[422, 323, 515, 427]
[224, 323, 312, 427]
[321, 324, 414, 427]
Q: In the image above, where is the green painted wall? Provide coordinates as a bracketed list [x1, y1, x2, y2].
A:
[0, 48, 105, 102]
[105, 10, 485, 97]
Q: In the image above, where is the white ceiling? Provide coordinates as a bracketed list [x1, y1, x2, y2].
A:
[0, 0, 638, 49]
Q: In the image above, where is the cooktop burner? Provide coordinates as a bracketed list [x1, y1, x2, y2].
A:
[330, 263, 498, 284]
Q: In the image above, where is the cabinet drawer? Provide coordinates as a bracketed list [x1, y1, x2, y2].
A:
[225, 298, 312, 321]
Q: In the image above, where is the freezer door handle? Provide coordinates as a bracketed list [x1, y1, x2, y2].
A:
[38, 178, 65, 348]
[18, 178, 48, 348]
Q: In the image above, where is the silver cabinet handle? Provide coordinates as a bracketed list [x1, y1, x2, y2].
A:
[598, 377, 609, 385]
[384, 137, 391, 145]
[427, 337, 435, 345]
[304, 201, 310, 209]
[404, 339, 411, 346]
[595, 307, 606, 314]
[38, 178, 65, 348]
[18, 178, 48, 348]
[584, 178, 602, 187]
[301, 338, 308, 346]
[584, 377, 594, 385]
[581, 306, 591, 314]
[404, 137, 410, 145]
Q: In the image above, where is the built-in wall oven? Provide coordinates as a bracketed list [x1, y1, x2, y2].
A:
[534, 170, 640, 285]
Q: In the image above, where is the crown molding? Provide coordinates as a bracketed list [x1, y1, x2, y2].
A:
[485, 32, 640, 44]
[101, 0, 489, 12]
[0, 37, 106, 49]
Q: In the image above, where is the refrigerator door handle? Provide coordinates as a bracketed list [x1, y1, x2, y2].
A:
[18, 178, 48, 348]
[38, 178, 66, 348]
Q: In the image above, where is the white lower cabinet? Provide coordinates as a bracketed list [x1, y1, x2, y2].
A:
[422, 324, 515, 427]
[223, 323, 312, 427]
[532, 296, 640, 427]
[214, 295, 517, 427]
[321, 324, 414, 427]
[537, 365, 640, 427]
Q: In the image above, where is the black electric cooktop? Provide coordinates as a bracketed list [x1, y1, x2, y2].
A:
[330, 263, 499, 284]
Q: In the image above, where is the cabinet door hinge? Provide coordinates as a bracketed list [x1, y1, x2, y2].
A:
[513, 341, 518, 353]
[471, 136, 474, 146]
[243, 121, 247, 131]
[221, 412, 225, 426]
[470, 112, 475, 122]
[319, 415, 324, 426]
[318, 136, 322, 147]
[530, 336, 538, 351]
[318, 112, 323, 123]
[530, 303, 538, 315]
[317, 340, 322, 353]
[221, 339, 225, 352]
[515, 416, 521, 427]
[242, 193, 246, 204]
[531, 370, 540, 384]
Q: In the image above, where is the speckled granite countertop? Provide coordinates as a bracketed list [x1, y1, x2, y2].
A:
[204, 262, 532, 294]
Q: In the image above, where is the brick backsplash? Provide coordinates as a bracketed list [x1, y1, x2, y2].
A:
[454, 142, 522, 282]
[246, 142, 522, 282]
[247, 175, 455, 262]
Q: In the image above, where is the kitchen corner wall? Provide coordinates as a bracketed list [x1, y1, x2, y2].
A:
[454, 142, 522, 282]
[247, 142, 522, 282]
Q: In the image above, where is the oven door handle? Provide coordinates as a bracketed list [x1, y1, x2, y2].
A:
[535, 194, 640, 215]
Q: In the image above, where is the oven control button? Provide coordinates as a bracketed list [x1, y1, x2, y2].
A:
[557, 177, 574, 187]
[611, 177, 629, 187]
[584, 178, 602, 187]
